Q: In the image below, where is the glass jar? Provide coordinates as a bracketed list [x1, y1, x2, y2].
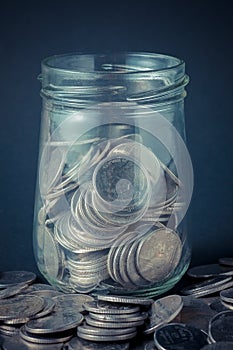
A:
[33, 52, 193, 297]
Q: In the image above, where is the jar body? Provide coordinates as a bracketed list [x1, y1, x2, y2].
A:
[33, 53, 193, 296]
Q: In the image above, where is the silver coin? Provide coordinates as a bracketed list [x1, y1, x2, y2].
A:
[109, 231, 148, 288]
[78, 323, 137, 335]
[66, 336, 130, 350]
[180, 276, 232, 296]
[118, 238, 144, 288]
[93, 156, 150, 219]
[83, 300, 140, 314]
[187, 264, 233, 278]
[0, 323, 21, 336]
[83, 191, 111, 230]
[0, 282, 29, 299]
[1, 334, 64, 349]
[42, 226, 65, 280]
[19, 325, 73, 344]
[88, 311, 148, 322]
[0, 271, 36, 287]
[25, 310, 84, 334]
[154, 323, 208, 350]
[0, 295, 45, 321]
[27, 290, 64, 299]
[86, 181, 129, 230]
[209, 311, 233, 343]
[71, 189, 122, 248]
[68, 251, 109, 271]
[54, 212, 80, 252]
[3, 317, 31, 325]
[77, 330, 137, 342]
[107, 231, 137, 288]
[68, 215, 116, 251]
[201, 342, 233, 349]
[136, 228, 182, 283]
[126, 237, 151, 287]
[53, 294, 94, 313]
[68, 266, 109, 293]
[22, 283, 57, 292]
[93, 151, 149, 208]
[220, 287, 233, 304]
[185, 279, 233, 298]
[57, 215, 101, 253]
[109, 140, 161, 184]
[144, 295, 183, 334]
[109, 232, 134, 285]
[40, 146, 66, 195]
[46, 178, 78, 200]
[68, 281, 99, 294]
[100, 278, 131, 293]
[85, 315, 145, 329]
[84, 189, 112, 229]
[76, 187, 125, 239]
[30, 297, 55, 319]
[67, 257, 107, 275]
[218, 258, 233, 267]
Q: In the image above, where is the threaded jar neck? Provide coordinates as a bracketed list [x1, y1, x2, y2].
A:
[39, 52, 189, 107]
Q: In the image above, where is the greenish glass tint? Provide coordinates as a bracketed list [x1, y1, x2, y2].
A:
[33, 52, 193, 296]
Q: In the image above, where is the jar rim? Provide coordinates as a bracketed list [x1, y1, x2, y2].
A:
[41, 51, 184, 75]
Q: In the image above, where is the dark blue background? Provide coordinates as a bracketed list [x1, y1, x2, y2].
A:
[0, 0, 232, 277]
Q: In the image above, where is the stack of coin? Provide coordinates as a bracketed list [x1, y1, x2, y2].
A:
[180, 276, 233, 298]
[37, 130, 184, 294]
[77, 295, 151, 342]
[181, 263, 233, 298]
[20, 310, 84, 345]
[66, 248, 110, 293]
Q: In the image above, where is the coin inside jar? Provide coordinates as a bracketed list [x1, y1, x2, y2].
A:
[136, 228, 182, 283]
[93, 156, 150, 214]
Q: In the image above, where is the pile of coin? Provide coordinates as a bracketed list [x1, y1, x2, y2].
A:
[76, 294, 152, 342]
[0, 271, 88, 347]
[2, 266, 233, 349]
[37, 130, 184, 294]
